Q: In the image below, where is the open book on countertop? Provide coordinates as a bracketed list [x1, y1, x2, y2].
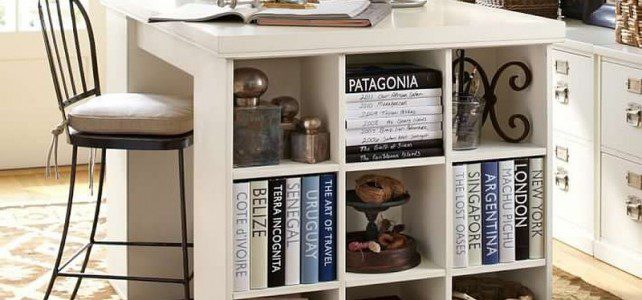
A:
[148, 0, 391, 27]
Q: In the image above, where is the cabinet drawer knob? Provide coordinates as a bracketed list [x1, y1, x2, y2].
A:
[555, 168, 569, 191]
[626, 196, 642, 222]
[555, 82, 569, 104]
[627, 171, 642, 190]
[555, 60, 569, 75]
[626, 103, 642, 128]
[627, 77, 642, 94]
[555, 145, 569, 162]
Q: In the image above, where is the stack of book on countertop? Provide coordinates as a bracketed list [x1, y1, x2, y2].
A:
[452, 157, 545, 268]
[345, 63, 444, 163]
[233, 173, 337, 292]
[148, 0, 391, 27]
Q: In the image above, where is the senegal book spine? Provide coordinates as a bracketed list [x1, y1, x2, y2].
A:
[285, 177, 301, 285]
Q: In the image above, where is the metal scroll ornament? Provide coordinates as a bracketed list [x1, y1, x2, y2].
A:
[453, 54, 533, 143]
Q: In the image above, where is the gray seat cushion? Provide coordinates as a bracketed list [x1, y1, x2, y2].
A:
[68, 93, 193, 136]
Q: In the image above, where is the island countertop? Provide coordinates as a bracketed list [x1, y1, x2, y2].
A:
[100, 0, 565, 58]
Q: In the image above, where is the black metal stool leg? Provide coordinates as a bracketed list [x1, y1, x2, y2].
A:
[69, 148, 106, 299]
[44, 146, 79, 300]
[178, 149, 191, 300]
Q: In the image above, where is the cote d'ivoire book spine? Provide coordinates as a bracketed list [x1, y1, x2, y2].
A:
[529, 157, 545, 259]
[345, 88, 442, 103]
[319, 173, 336, 282]
[233, 182, 250, 292]
[514, 158, 530, 261]
[345, 139, 443, 155]
[346, 147, 443, 163]
[481, 161, 499, 265]
[467, 163, 483, 266]
[268, 178, 286, 287]
[453, 164, 468, 268]
[250, 180, 269, 289]
[499, 160, 516, 263]
[301, 175, 320, 284]
[345, 97, 441, 111]
[345, 114, 443, 130]
[285, 177, 301, 286]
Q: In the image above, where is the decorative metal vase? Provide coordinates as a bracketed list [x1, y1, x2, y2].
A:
[291, 117, 330, 164]
[271, 96, 300, 159]
[233, 68, 282, 167]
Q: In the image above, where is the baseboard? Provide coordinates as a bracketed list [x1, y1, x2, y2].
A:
[594, 240, 642, 278]
[553, 217, 595, 255]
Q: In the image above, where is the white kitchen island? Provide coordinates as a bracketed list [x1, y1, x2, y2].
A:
[98, 0, 564, 299]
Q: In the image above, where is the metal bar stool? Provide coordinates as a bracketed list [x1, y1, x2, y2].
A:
[38, 1, 193, 299]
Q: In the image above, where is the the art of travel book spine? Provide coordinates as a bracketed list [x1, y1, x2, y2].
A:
[301, 175, 320, 284]
[347, 122, 442, 136]
[345, 139, 443, 155]
[344, 88, 442, 103]
[345, 130, 443, 147]
[319, 173, 336, 282]
[285, 177, 301, 286]
[453, 164, 468, 268]
[481, 161, 499, 265]
[498, 160, 516, 263]
[529, 157, 545, 259]
[250, 180, 269, 289]
[233, 182, 251, 292]
[345, 97, 441, 111]
[344, 105, 443, 119]
[345, 147, 443, 163]
[345, 114, 443, 130]
[514, 158, 530, 261]
[466, 163, 483, 267]
[346, 66, 442, 94]
[268, 178, 286, 287]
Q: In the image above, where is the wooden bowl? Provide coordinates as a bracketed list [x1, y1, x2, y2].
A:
[346, 231, 421, 273]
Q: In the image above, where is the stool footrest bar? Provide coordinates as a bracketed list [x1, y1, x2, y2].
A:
[57, 272, 187, 284]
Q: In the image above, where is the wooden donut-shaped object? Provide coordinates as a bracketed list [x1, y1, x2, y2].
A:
[355, 175, 406, 204]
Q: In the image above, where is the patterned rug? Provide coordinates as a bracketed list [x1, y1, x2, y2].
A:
[553, 267, 621, 300]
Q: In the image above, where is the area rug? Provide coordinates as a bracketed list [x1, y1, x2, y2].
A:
[553, 267, 621, 300]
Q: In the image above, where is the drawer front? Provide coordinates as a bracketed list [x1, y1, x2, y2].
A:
[601, 153, 642, 253]
[552, 50, 595, 141]
[601, 62, 642, 159]
[552, 131, 595, 231]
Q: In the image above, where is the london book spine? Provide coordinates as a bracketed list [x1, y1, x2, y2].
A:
[453, 164, 468, 268]
[319, 173, 336, 282]
[345, 147, 443, 163]
[345, 114, 443, 130]
[233, 182, 251, 292]
[529, 157, 545, 259]
[301, 176, 320, 284]
[344, 88, 442, 102]
[250, 180, 269, 289]
[481, 161, 499, 265]
[268, 178, 286, 287]
[284, 177, 301, 286]
[498, 160, 516, 263]
[345, 97, 441, 111]
[345, 139, 443, 155]
[466, 163, 483, 267]
[514, 158, 530, 261]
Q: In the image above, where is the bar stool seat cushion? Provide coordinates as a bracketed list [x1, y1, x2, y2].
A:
[68, 93, 192, 136]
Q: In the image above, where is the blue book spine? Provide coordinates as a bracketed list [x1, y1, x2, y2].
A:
[318, 173, 336, 282]
[301, 175, 320, 284]
[481, 161, 500, 265]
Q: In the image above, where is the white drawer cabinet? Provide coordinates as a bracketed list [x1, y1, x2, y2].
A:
[601, 61, 642, 159]
[552, 50, 595, 141]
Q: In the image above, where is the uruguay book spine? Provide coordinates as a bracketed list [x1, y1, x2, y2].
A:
[514, 158, 530, 261]
[319, 173, 336, 282]
[498, 160, 516, 263]
[285, 177, 301, 286]
[268, 178, 286, 287]
[529, 157, 545, 259]
[481, 161, 499, 265]
[250, 180, 269, 289]
[345, 114, 443, 130]
[466, 163, 483, 267]
[301, 176, 320, 284]
[344, 88, 442, 102]
[233, 182, 251, 292]
[453, 164, 468, 268]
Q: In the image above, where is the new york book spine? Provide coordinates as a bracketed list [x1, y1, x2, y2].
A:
[319, 173, 336, 282]
[233, 182, 251, 292]
[453, 164, 468, 268]
[529, 157, 545, 259]
[345, 130, 443, 147]
[301, 176, 320, 284]
[345, 97, 441, 111]
[514, 158, 530, 261]
[346, 148, 443, 163]
[345, 139, 443, 155]
[466, 163, 483, 266]
[347, 122, 442, 136]
[268, 178, 286, 287]
[285, 177, 301, 286]
[250, 180, 269, 289]
[481, 161, 499, 265]
[345, 114, 443, 130]
[498, 160, 516, 263]
[346, 71, 442, 93]
[345, 88, 442, 102]
[345, 105, 443, 119]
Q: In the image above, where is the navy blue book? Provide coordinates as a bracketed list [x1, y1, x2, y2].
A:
[318, 173, 336, 282]
[268, 178, 286, 287]
[301, 175, 320, 284]
[481, 161, 499, 265]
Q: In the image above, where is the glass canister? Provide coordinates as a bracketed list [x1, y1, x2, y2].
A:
[452, 95, 485, 150]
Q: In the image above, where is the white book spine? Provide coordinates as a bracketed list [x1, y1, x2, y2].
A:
[345, 105, 443, 119]
[467, 163, 483, 266]
[529, 157, 545, 259]
[499, 160, 516, 263]
[347, 122, 442, 136]
[285, 177, 301, 285]
[453, 164, 468, 268]
[345, 88, 442, 102]
[346, 97, 441, 111]
[345, 130, 442, 146]
[233, 182, 251, 292]
[250, 180, 269, 289]
[345, 114, 443, 130]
